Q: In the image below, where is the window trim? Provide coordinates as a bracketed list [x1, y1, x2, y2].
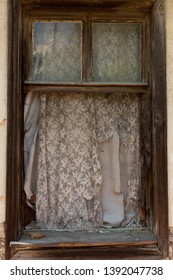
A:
[6, 0, 168, 259]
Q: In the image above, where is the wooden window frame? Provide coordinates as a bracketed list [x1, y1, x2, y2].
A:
[6, 0, 168, 260]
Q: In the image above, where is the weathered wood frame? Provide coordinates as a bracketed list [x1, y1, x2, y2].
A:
[6, 0, 168, 259]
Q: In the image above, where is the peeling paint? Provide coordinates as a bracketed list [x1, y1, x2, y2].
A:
[0, 119, 6, 127]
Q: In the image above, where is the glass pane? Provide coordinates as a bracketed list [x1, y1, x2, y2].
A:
[92, 23, 141, 82]
[32, 22, 82, 82]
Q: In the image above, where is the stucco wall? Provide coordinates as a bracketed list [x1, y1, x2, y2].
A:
[0, 0, 8, 259]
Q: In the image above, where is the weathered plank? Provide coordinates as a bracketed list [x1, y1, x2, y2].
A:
[151, 0, 168, 257]
[21, 0, 156, 10]
[11, 246, 162, 260]
[6, 0, 23, 260]
[24, 82, 147, 94]
[10, 228, 157, 249]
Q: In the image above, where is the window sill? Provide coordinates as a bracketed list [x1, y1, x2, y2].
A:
[10, 227, 164, 260]
[11, 227, 157, 250]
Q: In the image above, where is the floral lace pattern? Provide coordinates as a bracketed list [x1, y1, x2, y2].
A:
[33, 22, 81, 81]
[92, 23, 141, 82]
[110, 93, 141, 221]
[36, 92, 141, 229]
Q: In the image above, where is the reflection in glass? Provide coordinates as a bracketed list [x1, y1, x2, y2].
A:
[92, 23, 141, 82]
[33, 22, 82, 82]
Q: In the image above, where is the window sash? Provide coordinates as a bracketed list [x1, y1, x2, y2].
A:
[25, 17, 144, 84]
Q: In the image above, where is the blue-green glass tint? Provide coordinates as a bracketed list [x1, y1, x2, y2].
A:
[33, 22, 82, 82]
[92, 23, 141, 82]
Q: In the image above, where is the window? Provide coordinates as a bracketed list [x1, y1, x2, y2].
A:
[6, 0, 168, 260]
[24, 18, 142, 230]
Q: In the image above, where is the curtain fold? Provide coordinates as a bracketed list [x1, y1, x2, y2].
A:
[24, 92, 141, 229]
[24, 92, 40, 200]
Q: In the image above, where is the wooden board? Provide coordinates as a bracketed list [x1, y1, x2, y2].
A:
[21, 0, 156, 10]
[11, 246, 163, 260]
[151, 0, 168, 257]
[24, 82, 147, 94]
[11, 228, 157, 249]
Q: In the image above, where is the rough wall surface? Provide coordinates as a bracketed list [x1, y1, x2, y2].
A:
[167, 0, 173, 226]
[0, 0, 7, 223]
[166, 0, 173, 259]
[0, 0, 8, 260]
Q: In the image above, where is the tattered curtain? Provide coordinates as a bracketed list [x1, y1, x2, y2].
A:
[24, 92, 141, 229]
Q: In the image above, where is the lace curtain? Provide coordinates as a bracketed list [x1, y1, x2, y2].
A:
[24, 92, 141, 229]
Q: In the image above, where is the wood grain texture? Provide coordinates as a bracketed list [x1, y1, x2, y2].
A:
[6, 0, 23, 260]
[24, 82, 147, 94]
[10, 228, 157, 249]
[151, 0, 168, 257]
[11, 246, 163, 260]
[20, 0, 156, 10]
